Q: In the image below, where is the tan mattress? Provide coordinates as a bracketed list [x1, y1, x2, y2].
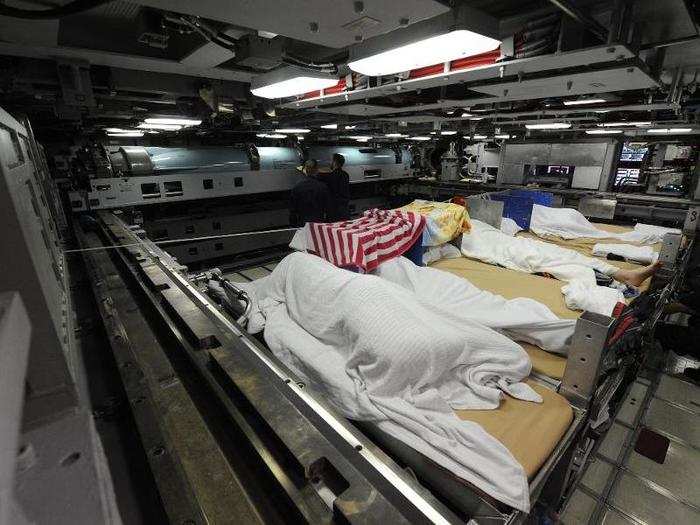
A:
[455, 381, 573, 478]
[522, 343, 566, 380]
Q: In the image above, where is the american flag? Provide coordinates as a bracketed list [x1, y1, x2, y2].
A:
[305, 209, 426, 272]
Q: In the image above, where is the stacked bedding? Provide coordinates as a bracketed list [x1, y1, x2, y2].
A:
[238, 252, 577, 511]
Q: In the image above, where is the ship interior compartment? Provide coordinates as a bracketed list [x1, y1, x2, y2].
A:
[1, 1, 700, 525]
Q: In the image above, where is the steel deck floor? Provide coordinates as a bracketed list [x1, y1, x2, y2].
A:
[561, 353, 700, 525]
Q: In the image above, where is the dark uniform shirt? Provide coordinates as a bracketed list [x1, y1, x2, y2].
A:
[324, 168, 351, 221]
[289, 175, 333, 226]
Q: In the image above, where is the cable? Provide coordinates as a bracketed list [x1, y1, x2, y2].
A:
[0, 0, 113, 19]
[64, 226, 300, 254]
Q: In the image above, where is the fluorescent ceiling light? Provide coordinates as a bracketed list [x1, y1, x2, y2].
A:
[107, 131, 144, 137]
[586, 129, 623, 134]
[344, 125, 356, 130]
[409, 136, 432, 141]
[446, 110, 456, 115]
[351, 136, 373, 141]
[257, 133, 287, 138]
[441, 130, 458, 135]
[251, 76, 337, 99]
[563, 98, 606, 106]
[104, 127, 131, 133]
[348, 30, 500, 76]
[469, 116, 483, 120]
[647, 128, 692, 134]
[296, 136, 305, 140]
[599, 121, 650, 127]
[429, 131, 437, 135]
[385, 133, 407, 138]
[495, 134, 510, 139]
[138, 123, 182, 131]
[525, 122, 572, 130]
[461, 112, 473, 117]
[144, 118, 201, 126]
[320, 123, 337, 129]
[275, 128, 310, 133]
[473, 134, 487, 139]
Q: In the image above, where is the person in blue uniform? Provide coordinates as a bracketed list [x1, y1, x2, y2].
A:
[289, 159, 332, 226]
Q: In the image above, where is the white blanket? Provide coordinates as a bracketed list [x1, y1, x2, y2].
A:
[592, 243, 658, 265]
[375, 256, 575, 354]
[561, 280, 625, 316]
[530, 205, 679, 244]
[240, 252, 539, 511]
[462, 219, 618, 285]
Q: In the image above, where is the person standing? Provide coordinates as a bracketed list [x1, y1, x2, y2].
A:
[289, 159, 333, 226]
[325, 153, 351, 221]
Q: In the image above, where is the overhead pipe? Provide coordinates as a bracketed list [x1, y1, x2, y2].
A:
[545, 0, 608, 42]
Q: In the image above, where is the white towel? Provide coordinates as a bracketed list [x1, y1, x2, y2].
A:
[240, 252, 538, 511]
[422, 242, 462, 265]
[592, 243, 658, 265]
[530, 205, 679, 245]
[500, 217, 524, 237]
[561, 279, 625, 316]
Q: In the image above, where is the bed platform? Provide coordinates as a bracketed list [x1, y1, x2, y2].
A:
[76, 200, 694, 525]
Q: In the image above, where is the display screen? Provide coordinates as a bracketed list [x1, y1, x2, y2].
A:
[620, 143, 648, 162]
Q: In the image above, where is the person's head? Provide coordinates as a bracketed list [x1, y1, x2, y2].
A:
[331, 153, 345, 170]
[304, 159, 318, 176]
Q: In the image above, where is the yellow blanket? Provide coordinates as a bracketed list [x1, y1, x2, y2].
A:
[400, 200, 471, 246]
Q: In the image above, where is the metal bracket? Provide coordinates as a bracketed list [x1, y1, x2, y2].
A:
[560, 312, 616, 409]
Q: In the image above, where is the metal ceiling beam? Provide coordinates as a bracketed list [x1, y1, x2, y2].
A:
[0, 41, 254, 82]
[545, 0, 608, 42]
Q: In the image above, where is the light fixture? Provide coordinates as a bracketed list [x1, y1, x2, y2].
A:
[647, 128, 692, 134]
[107, 131, 144, 137]
[348, 30, 500, 76]
[104, 127, 131, 133]
[138, 123, 182, 131]
[275, 128, 310, 133]
[586, 129, 623, 134]
[144, 117, 202, 126]
[429, 131, 437, 135]
[494, 134, 510, 139]
[351, 135, 373, 141]
[599, 121, 651, 127]
[344, 125, 357, 130]
[409, 136, 432, 141]
[257, 133, 287, 139]
[385, 133, 407, 138]
[525, 122, 572, 130]
[473, 134, 487, 139]
[250, 66, 338, 99]
[320, 123, 338, 129]
[296, 135, 305, 140]
[441, 130, 458, 135]
[461, 112, 473, 118]
[563, 98, 606, 106]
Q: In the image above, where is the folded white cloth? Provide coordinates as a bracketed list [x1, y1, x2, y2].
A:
[592, 243, 658, 264]
[624, 223, 681, 245]
[240, 252, 539, 511]
[530, 205, 679, 245]
[561, 279, 625, 316]
[423, 242, 463, 265]
[500, 217, 524, 237]
[462, 219, 618, 285]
